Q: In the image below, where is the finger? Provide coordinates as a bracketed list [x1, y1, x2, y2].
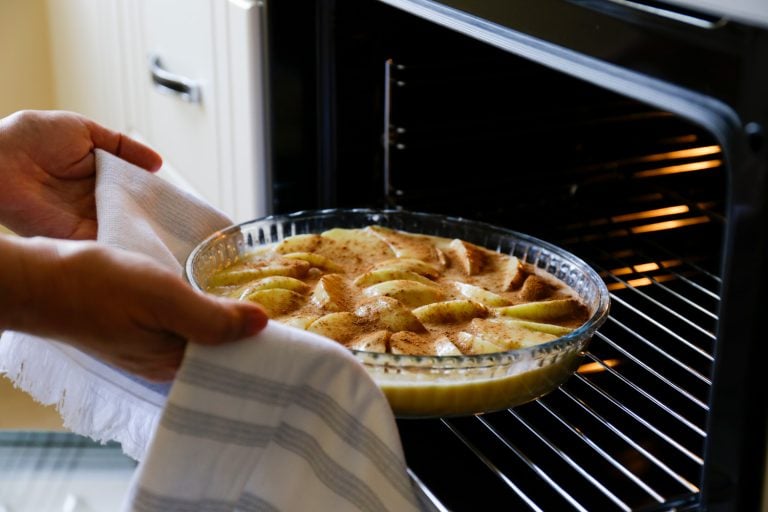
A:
[163, 289, 269, 346]
[82, 118, 163, 172]
[122, 334, 186, 381]
[77, 333, 185, 382]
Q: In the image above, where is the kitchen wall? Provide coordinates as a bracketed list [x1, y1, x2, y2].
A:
[0, 0, 54, 117]
[0, 0, 63, 429]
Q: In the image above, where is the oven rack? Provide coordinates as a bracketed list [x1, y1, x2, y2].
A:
[399, 209, 720, 511]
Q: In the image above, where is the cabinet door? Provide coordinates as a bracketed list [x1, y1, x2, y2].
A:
[132, 0, 221, 209]
[47, 0, 125, 128]
[123, 0, 268, 220]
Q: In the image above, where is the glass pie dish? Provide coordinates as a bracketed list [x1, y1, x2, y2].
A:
[185, 209, 610, 418]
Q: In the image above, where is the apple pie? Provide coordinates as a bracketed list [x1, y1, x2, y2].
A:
[205, 225, 590, 357]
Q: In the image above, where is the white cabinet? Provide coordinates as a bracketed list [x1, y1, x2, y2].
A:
[46, 0, 127, 129]
[47, 0, 268, 221]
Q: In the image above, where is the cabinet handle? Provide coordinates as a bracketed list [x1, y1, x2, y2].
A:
[149, 55, 202, 104]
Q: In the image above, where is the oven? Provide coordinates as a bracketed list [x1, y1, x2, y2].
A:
[262, 1, 768, 510]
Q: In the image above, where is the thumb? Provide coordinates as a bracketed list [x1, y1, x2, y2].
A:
[166, 290, 269, 345]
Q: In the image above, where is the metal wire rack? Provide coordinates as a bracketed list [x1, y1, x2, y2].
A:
[400, 214, 719, 510]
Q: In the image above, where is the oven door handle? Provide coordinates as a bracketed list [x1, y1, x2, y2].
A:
[148, 54, 202, 104]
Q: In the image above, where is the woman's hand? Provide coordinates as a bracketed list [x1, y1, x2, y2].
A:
[0, 110, 162, 240]
[1, 236, 268, 381]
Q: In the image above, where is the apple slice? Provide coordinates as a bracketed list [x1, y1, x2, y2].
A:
[486, 317, 573, 337]
[452, 281, 512, 307]
[207, 259, 311, 287]
[362, 280, 444, 308]
[307, 312, 362, 343]
[274, 233, 324, 254]
[234, 276, 310, 299]
[241, 288, 305, 316]
[365, 226, 445, 268]
[494, 298, 583, 322]
[455, 331, 507, 354]
[449, 238, 488, 275]
[412, 299, 488, 325]
[347, 330, 390, 353]
[321, 227, 395, 260]
[353, 268, 435, 287]
[372, 258, 441, 279]
[282, 315, 319, 330]
[282, 252, 344, 272]
[468, 318, 560, 349]
[354, 296, 426, 333]
[433, 335, 463, 356]
[502, 255, 526, 291]
[390, 331, 436, 356]
[311, 273, 352, 311]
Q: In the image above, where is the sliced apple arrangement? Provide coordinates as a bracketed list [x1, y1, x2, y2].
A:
[206, 226, 589, 356]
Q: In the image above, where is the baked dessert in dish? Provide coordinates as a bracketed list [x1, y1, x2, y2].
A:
[186, 210, 610, 417]
[205, 226, 590, 357]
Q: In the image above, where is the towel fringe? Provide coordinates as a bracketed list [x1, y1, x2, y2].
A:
[0, 334, 159, 461]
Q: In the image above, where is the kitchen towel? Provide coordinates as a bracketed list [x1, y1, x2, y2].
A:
[0, 149, 425, 511]
[125, 322, 422, 512]
[0, 147, 230, 459]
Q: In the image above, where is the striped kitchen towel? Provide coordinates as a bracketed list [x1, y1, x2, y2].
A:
[0, 149, 425, 511]
[124, 321, 425, 512]
[0, 148, 229, 459]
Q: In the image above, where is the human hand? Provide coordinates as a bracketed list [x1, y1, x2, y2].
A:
[4, 236, 268, 381]
[0, 110, 162, 239]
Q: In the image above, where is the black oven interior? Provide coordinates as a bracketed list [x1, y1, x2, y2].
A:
[266, 1, 768, 510]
